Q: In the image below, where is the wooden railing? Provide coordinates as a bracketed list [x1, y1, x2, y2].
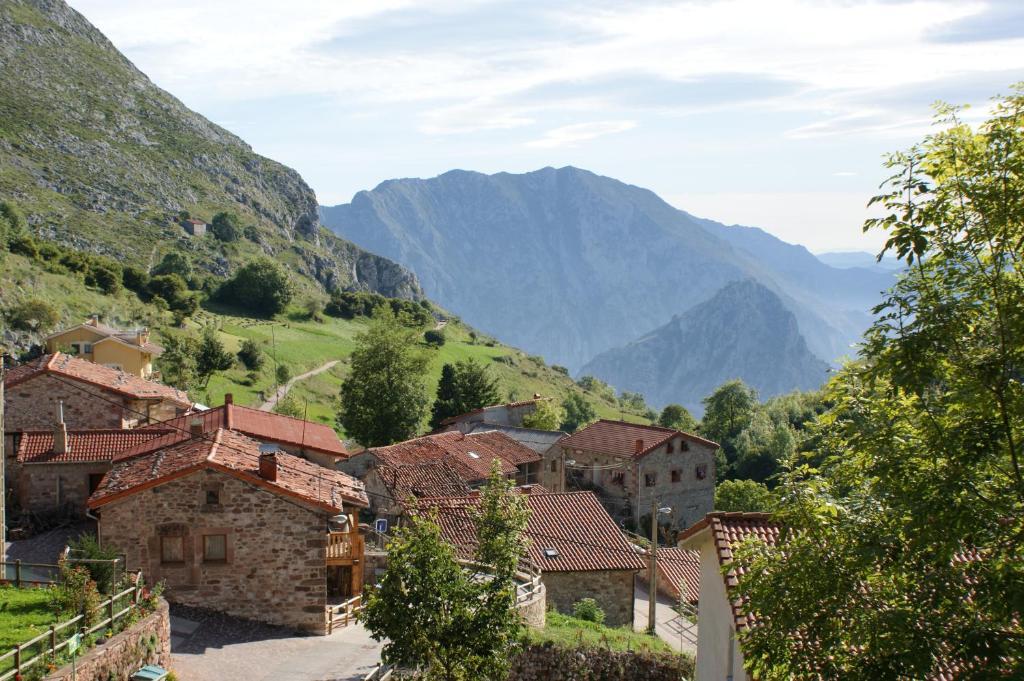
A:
[0, 573, 145, 681]
[0, 560, 61, 587]
[326, 531, 364, 563]
[327, 595, 363, 634]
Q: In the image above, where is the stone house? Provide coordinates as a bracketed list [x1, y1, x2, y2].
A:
[341, 430, 541, 523]
[45, 317, 164, 379]
[89, 428, 369, 634]
[438, 397, 549, 432]
[427, 490, 646, 626]
[183, 218, 207, 236]
[552, 420, 719, 533]
[677, 512, 779, 681]
[460, 423, 565, 486]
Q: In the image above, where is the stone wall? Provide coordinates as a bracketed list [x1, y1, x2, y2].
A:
[517, 580, 546, 628]
[43, 599, 171, 681]
[542, 570, 636, 627]
[99, 468, 331, 634]
[510, 643, 694, 681]
[18, 461, 109, 516]
[5, 374, 127, 431]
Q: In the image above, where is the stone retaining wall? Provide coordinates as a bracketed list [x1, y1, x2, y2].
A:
[43, 599, 171, 681]
[510, 643, 694, 680]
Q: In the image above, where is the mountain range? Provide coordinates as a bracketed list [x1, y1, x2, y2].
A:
[321, 168, 895, 407]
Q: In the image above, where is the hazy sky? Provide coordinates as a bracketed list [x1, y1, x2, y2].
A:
[70, 0, 1024, 253]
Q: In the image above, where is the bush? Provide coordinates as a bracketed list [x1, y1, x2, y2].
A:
[324, 291, 432, 326]
[551, 365, 569, 375]
[572, 598, 605, 624]
[237, 338, 264, 371]
[210, 211, 241, 242]
[6, 298, 60, 332]
[9, 233, 39, 258]
[276, 364, 291, 384]
[67, 535, 121, 594]
[424, 329, 446, 346]
[217, 258, 293, 316]
[49, 565, 102, 626]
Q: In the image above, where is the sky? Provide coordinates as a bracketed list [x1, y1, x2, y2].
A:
[69, 0, 1024, 253]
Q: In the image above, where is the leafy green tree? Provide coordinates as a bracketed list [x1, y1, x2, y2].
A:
[273, 394, 304, 418]
[196, 326, 235, 387]
[732, 411, 796, 485]
[560, 392, 596, 433]
[85, 261, 122, 295]
[576, 375, 615, 402]
[6, 298, 60, 332]
[218, 258, 293, 316]
[701, 379, 757, 477]
[521, 399, 564, 431]
[147, 274, 191, 309]
[158, 333, 200, 390]
[429, 360, 501, 430]
[275, 363, 291, 385]
[734, 93, 1024, 679]
[714, 479, 775, 513]
[363, 463, 528, 680]
[152, 251, 193, 279]
[210, 211, 241, 241]
[237, 338, 264, 371]
[338, 308, 431, 446]
[658, 403, 698, 432]
[618, 390, 648, 413]
[424, 329, 446, 346]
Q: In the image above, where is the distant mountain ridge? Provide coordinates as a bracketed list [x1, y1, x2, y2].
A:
[581, 280, 831, 412]
[320, 167, 894, 396]
[0, 0, 420, 299]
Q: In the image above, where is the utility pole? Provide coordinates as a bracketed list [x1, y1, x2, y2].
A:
[648, 497, 658, 635]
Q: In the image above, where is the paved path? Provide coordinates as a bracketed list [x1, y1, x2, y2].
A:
[170, 606, 383, 681]
[260, 360, 340, 412]
[633, 582, 698, 655]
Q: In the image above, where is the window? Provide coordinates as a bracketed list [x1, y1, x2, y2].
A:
[611, 471, 625, 485]
[161, 536, 184, 564]
[203, 534, 227, 563]
[671, 469, 682, 483]
[695, 463, 707, 480]
[550, 459, 558, 473]
[644, 472, 657, 488]
[205, 489, 220, 505]
[680, 441, 690, 452]
[82, 343, 93, 354]
[667, 441, 674, 453]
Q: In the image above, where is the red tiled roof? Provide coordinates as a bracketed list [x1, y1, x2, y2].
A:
[16, 429, 175, 464]
[375, 462, 471, 502]
[130, 401, 346, 458]
[4, 353, 191, 407]
[90, 428, 367, 510]
[422, 491, 646, 573]
[656, 547, 701, 605]
[370, 430, 540, 482]
[677, 512, 779, 629]
[559, 419, 719, 458]
[94, 335, 164, 356]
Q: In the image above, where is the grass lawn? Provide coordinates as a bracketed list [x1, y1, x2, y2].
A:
[527, 611, 679, 656]
[0, 586, 57, 670]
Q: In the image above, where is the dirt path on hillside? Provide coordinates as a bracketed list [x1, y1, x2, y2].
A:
[259, 360, 340, 412]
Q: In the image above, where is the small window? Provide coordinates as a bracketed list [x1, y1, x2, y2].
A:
[205, 489, 220, 505]
[695, 463, 707, 480]
[671, 469, 681, 483]
[644, 472, 657, 488]
[203, 534, 227, 563]
[611, 471, 625, 485]
[161, 536, 184, 564]
[82, 343, 93, 354]
[680, 441, 690, 452]
[550, 459, 558, 472]
[667, 441, 674, 453]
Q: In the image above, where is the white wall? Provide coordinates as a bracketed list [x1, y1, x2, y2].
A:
[692, 532, 748, 681]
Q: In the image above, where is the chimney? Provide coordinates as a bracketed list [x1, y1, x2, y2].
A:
[189, 418, 203, 437]
[54, 401, 68, 455]
[635, 439, 644, 454]
[258, 448, 278, 482]
[224, 393, 233, 405]
[137, 328, 149, 346]
[87, 315, 99, 327]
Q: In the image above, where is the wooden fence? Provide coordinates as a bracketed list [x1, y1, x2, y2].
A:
[0, 560, 61, 587]
[326, 594, 363, 634]
[0, 572, 145, 681]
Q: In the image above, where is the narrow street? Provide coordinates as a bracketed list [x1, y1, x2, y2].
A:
[633, 581, 698, 655]
[260, 360, 340, 412]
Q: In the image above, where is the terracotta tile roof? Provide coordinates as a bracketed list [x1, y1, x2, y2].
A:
[656, 547, 701, 605]
[90, 428, 367, 511]
[4, 353, 191, 408]
[464, 424, 567, 454]
[559, 419, 718, 458]
[95, 334, 164, 355]
[422, 491, 646, 573]
[375, 462, 471, 502]
[130, 401, 347, 458]
[677, 512, 779, 629]
[16, 429, 175, 464]
[370, 430, 540, 482]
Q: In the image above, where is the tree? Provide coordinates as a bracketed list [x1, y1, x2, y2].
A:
[210, 211, 241, 242]
[338, 308, 431, 446]
[158, 333, 200, 390]
[576, 375, 615, 402]
[147, 273, 197, 314]
[658, 404, 698, 432]
[6, 298, 60, 332]
[618, 390, 648, 413]
[429, 360, 501, 430]
[560, 392, 596, 433]
[152, 251, 193, 279]
[218, 258, 293, 316]
[731, 411, 796, 485]
[362, 463, 528, 680]
[275, 363, 291, 385]
[521, 399, 564, 431]
[714, 479, 774, 512]
[734, 93, 1024, 679]
[274, 394, 304, 418]
[424, 329, 446, 346]
[196, 326, 235, 387]
[237, 338, 264, 371]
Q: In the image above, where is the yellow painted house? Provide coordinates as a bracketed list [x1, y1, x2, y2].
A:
[45, 317, 163, 379]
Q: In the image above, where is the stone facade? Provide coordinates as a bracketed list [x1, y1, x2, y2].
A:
[542, 569, 636, 627]
[16, 461, 109, 516]
[98, 469, 332, 634]
[4, 374, 181, 432]
[43, 599, 172, 681]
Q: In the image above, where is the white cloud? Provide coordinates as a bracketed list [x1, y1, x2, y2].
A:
[526, 120, 637, 148]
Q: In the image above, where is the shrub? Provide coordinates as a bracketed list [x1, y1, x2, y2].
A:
[217, 258, 293, 316]
[276, 364, 291, 384]
[572, 598, 606, 624]
[424, 329, 446, 346]
[9, 233, 39, 258]
[49, 565, 102, 626]
[551, 365, 569, 375]
[67, 535, 121, 594]
[6, 298, 60, 332]
[210, 211, 241, 242]
[237, 338, 264, 371]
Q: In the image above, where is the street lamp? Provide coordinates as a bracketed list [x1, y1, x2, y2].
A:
[648, 504, 672, 635]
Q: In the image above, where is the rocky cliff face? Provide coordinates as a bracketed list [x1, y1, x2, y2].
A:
[0, 0, 421, 299]
[581, 280, 831, 412]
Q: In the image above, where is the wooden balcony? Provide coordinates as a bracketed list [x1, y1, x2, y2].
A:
[326, 530, 364, 566]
